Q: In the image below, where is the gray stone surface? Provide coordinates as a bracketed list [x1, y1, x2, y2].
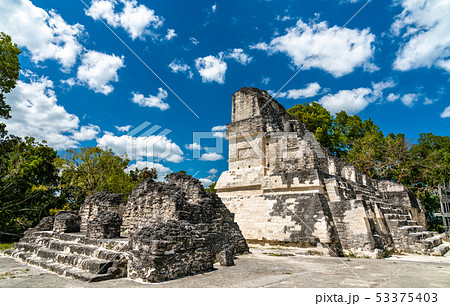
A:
[121, 173, 248, 255]
[79, 191, 124, 232]
[53, 212, 80, 233]
[87, 211, 122, 239]
[1, 247, 449, 288]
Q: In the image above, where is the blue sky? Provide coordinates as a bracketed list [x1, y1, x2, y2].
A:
[0, 0, 449, 185]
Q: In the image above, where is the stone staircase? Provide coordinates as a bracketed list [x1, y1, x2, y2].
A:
[380, 204, 448, 255]
[2, 231, 128, 282]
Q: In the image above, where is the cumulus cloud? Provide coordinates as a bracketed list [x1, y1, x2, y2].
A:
[72, 124, 101, 141]
[97, 133, 184, 163]
[76, 50, 125, 95]
[400, 93, 418, 107]
[440, 106, 450, 118]
[115, 125, 132, 132]
[185, 142, 201, 150]
[261, 77, 271, 85]
[165, 28, 177, 40]
[1, 75, 83, 149]
[127, 161, 171, 181]
[318, 80, 396, 114]
[211, 125, 226, 138]
[208, 168, 218, 175]
[392, 0, 450, 73]
[386, 93, 400, 102]
[195, 55, 227, 84]
[276, 82, 321, 99]
[131, 88, 169, 110]
[85, 0, 164, 40]
[199, 152, 224, 161]
[0, 0, 84, 70]
[224, 48, 253, 65]
[169, 59, 193, 78]
[252, 18, 376, 77]
[199, 178, 213, 187]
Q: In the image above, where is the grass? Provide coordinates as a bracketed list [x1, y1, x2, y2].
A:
[0, 243, 14, 251]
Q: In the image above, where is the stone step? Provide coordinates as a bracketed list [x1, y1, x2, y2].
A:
[409, 231, 434, 240]
[432, 243, 450, 256]
[7, 250, 119, 282]
[399, 225, 425, 233]
[13, 242, 114, 274]
[387, 219, 418, 227]
[384, 214, 410, 221]
[381, 207, 406, 214]
[420, 236, 443, 250]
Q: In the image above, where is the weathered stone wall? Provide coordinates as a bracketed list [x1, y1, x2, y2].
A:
[87, 211, 122, 239]
[53, 211, 81, 233]
[121, 173, 248, 255]
[128, 220, 235, 282]
[79, 191, 124, 232]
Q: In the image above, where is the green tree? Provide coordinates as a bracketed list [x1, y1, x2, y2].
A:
[0, 136, 59, 241]
[205, 181, 217, 193]
[287, 101, 334, 149]
[0, 32, 21, 137]
[57, 147, 155, 208]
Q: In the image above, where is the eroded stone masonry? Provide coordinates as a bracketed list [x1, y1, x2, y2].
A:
[3, 173, 248, 282]
[216, 87, 448, 257]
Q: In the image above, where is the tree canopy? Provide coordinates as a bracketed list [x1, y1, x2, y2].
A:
[0, 32, 21, 137]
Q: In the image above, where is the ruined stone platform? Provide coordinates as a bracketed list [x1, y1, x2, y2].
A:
[3, 173, 249, 283]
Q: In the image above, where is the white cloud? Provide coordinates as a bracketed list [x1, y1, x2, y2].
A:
[199, 178, 213, 187]
[318, 80, 396, 114]
[190, 37, 199, 45]
[169, 59, 193, 78]
[261, 77, 271, 85]
[185, 142, 201, 150]
[195, 55, 227, 84]
[392, 0, 450, 73]
[127, 161, 171, 181]
[225, 48, 253, 65]
[208, 168, 218, 175]
[1, 75, 81, 149]
[211, 125, 226, 138]
[76, 50, 125, 95]
[424, 98, 434, 105]
[386, 93, 400, 102]
[85, 0, 164, 40]
[254, 18, 376, 77]
[440, 106, 450, 118]
[277, 82, 321, 99]
[401, 93, 418, 107]
[115, 125, 132, 132]
[199, 152, 224, 161]
[72, 124, 100, 141]
[0, 0, 84, 70]
[249, 42, 270, 51]
[131, 88, 169, 111]
[211, 4, 217, 13]
[165, 28, 177, 40]
[97, 133, 184, 163]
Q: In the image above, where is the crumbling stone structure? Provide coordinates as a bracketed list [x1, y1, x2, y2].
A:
[79, 191, 123, 232]
[216, 87, 447, 256]
[3, 172, 248, 282]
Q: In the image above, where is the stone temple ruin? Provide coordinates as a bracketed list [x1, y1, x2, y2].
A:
[216, 87, 449, 257]
[2, 87, 449, 284]
[3, 172, 248, 282]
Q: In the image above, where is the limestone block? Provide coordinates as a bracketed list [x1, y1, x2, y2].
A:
[53, 212, 80, 233]
[87, 211, 122, 239]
